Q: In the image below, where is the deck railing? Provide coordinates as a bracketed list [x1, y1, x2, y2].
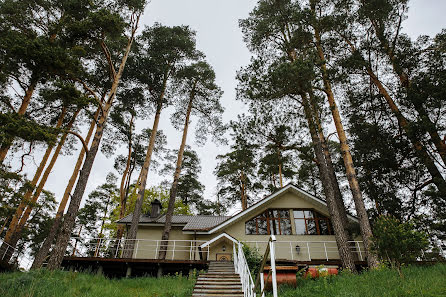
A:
[0, 237, 32, 270]
[245, 240, 365, 262]
[68, 237, 209, 261]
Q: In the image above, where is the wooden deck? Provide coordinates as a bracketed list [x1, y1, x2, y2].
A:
[61, 256, 209, 277]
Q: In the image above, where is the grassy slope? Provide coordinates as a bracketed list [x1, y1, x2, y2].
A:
[268, 264, 446, 297]
[0, 269, 195, 297]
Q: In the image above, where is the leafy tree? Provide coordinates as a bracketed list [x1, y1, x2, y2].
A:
[124, 24, 202, 258]
[215, 132, 261, 211]
[371, 215, 429, 276]
[46, 0, 145, 270]
[159, 60, 224, 261]
[239, 0, 378, 269]
[161, 147, 220, 215]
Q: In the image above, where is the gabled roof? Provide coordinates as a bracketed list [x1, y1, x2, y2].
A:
[118, 184, 357, 234]
[200, 233, 238, 248]
[204, 183, 358, 234]
[117, 213, 230, 231]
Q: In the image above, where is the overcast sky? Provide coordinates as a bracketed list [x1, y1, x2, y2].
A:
[10, 0, 446, 216]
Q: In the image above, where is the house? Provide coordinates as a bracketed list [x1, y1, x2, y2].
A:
[117, 184, 366, 265]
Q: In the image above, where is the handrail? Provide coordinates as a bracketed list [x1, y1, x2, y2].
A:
[253, 235, 277, 297]
[233, 241, 255, 297]
[0, 237, 32, 270]
[68, 238, 209, 260]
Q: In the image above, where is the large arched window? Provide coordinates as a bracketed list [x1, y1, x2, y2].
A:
[293, 210, 333, 235]
[245, 209, 292, 235]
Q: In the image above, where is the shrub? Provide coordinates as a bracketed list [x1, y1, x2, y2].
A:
[371, 215, 429, 275]
[242, 243, 262, 278]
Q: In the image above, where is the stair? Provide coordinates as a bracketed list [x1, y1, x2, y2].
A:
[192, 261, 244, 297]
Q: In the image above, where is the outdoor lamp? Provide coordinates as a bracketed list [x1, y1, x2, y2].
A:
[222, 245, 226, 252]
[295, 245, 301, 254]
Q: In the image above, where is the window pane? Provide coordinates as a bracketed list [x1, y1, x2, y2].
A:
[269, 219, 279, 235]
[293, 210, 304, 218]
[304, 210, 314, 219]
[269, 210, 279, 218]
[280, 219, 292, 235]
[306, 219, 317, 234]
[319, 219, 331, 235]
[294, 219, 306, 235]
[245, 219, 256, 235]
[279, 210, 290, 218]
[257, 219, 268, 235]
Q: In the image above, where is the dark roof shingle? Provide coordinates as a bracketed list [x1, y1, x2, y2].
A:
[117, 214, 230, 231]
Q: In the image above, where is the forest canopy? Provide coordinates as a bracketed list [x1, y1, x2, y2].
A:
[0, 0, 444, 271]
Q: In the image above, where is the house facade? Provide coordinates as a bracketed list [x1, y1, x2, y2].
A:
[117, 184, 366, 264]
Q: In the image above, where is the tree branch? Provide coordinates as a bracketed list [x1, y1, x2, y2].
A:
[75, 78, 105, 117]
[100, 40, 117, 80]
[67, 131, 89, 153]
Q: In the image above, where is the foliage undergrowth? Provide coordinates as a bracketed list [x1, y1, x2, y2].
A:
[266, 264, 446, 297]
[0, 269, 195, 297]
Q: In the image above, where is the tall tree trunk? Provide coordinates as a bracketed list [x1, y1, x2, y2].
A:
[158, 87, 195, 260]
[336, 32, 446, 196]
[116, 115, 134, 241]
[365, 67, 446, 195]
[301, 93, 357, 272]
[240, 171, 247, 210]
[46, 22, 138, 269]
[32, 108, 99, 269]
[4, 109, 80, 257]
[366, 11, 446, 166]
[309, 91, 350, 233]
[0, 78, 39, 163]
[0, 107, 66, 256]
[311, 2, 378, 268]
[277, 150, 283, 188]
[122, 95, 165, 258]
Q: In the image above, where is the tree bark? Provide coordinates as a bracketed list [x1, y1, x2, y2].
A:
[122, 92, 165, 258]
[310, 2, 378, 268]
[5, 109, 80, 255]
[32, 108, 99, 269]
[240, 171, 247, 210]
[302, 93, 357, 272]
[366, 67, 446, 196]
[0, 107, 66, 257]
[46, 20, 138, 269]
[158, 87, 195, 260]
[309, 91, 350, 233]
[366, 10, 446, 166]
[277, 150, 283, 188]
[116, 115, 134, 241]
[0, 78, 39, 163]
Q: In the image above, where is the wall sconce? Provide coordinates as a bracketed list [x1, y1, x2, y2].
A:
[295, 245, 301, 254]
[222, 245, 226, 252]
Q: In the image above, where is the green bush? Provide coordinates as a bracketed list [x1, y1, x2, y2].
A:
[242, 243, 262, 278]
[371, 215, 429, 275]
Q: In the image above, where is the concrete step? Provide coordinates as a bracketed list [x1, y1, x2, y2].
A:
[192, 293, 244, 297]
[194, 284, 242, 289]
[193, 289, 244, 294]
[196, 280, 241, 284]
[198, 275, 240, 278]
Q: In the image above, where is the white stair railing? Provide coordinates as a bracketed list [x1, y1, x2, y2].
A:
[253, 235, 278, 297]
[233, 241, 255, 297]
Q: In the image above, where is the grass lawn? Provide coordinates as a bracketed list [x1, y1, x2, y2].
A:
[0, 269, 196, 297]
[267, 264, 446, 297]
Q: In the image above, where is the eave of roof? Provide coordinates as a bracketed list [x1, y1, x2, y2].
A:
[204, 183, 358, 235]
